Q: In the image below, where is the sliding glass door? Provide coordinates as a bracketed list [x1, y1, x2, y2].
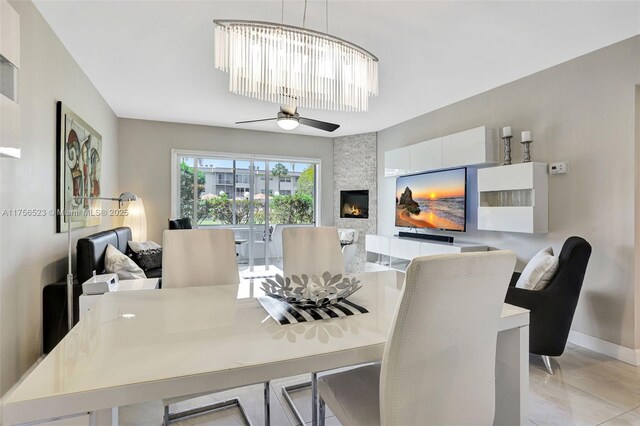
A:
[173, 152, 318, 273]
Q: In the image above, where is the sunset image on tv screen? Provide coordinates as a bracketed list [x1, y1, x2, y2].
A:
[395, 168, 466, 231]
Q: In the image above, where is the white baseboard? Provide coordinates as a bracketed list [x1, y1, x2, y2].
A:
[568, 330, 640, 366]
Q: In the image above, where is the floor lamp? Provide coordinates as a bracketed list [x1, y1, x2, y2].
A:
[66, 192, 138, 331]
[122, 198, 147, 242]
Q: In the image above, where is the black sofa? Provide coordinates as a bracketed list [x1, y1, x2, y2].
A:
[43, 227, 162, 352]
[76, 226, 162, 283]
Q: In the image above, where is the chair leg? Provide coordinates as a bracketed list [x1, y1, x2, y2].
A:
[311, 372, 318, 426]
[281, 381, 311, 424]
[264, 382, 270, 426]
[281, 374, 320, 425]
[542, 355, 554, 375]
[319, 397, 326, 426]
[164, 397, 253, 425]
[163, 405, 170, 426]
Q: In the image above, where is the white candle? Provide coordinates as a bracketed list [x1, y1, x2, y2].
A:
[521, 131, 532, 142]
[502, 127, 512, 138]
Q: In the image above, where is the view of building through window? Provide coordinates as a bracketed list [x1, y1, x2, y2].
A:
[198, 160, 302, 200]
[177, 156, 316, 227]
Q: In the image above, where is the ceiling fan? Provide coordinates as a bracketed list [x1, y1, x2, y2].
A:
[236, 105, 340, 133]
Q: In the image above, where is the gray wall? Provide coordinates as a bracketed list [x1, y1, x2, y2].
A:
[0, 1, 119, 394]
[378, 36, 640, 349]
[334, 133, 377, 272]
[117, 119, 334, 243]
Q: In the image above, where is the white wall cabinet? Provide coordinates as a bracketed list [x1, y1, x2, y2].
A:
[384, 126, 498, 177]
[0, 0, 20, 158]
[0, 0, 20, 68]
[410, 137, 443, 172]
[0, 94, 19, 156]
[477, 162, 548, 233]
[442, 126, 498, 168]
[384, 145, 412, 177]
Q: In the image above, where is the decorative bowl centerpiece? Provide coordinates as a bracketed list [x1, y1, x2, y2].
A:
[261, 272, 362, 308]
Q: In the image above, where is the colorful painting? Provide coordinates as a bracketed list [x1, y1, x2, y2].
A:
[56, 101, 103, 233]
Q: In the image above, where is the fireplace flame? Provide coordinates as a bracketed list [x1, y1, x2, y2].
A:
[342, 202, 363, 217]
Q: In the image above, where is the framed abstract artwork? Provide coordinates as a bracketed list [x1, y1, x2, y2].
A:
[56, 101, 103, 233]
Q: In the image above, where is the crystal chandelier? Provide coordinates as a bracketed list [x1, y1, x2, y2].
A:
[213, 18, 378, 112]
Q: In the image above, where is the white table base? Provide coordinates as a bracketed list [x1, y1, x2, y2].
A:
[495, 325, 529, 425]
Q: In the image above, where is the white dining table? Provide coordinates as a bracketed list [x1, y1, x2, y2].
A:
[2, 270, 529, 426]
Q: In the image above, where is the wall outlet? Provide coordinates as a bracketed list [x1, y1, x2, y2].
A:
[549, 161, 568, 175]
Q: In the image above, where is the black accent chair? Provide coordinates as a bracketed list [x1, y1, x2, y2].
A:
[505, 236, 592, 374]
[168, 217, 192, 230]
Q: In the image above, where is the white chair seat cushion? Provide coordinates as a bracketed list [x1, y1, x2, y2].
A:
[318, 364, 381, 426]
[516, 247, 559, 290]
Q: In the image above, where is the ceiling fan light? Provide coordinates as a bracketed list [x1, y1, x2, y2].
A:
[277, 117, 299, 130]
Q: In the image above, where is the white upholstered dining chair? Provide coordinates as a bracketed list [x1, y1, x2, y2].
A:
[282, 226, 345, 278]
[280, 226, 345, 424]
[338, 228, 360, 272]
[266, 223, 314, 268]
[162, 228, 239, 288]
[161, 229, 268, 425]
[318, 250, 517, 426]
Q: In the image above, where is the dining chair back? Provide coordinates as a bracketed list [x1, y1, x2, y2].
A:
[162, 229, 239, 288]
[161, 229, 249, 425]
[282, 226, 345, 278]
[380, 250, 516, 425]
[268, 223, 314, 263]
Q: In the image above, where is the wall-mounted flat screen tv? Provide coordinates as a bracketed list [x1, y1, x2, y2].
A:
[395, 167, 467, 232]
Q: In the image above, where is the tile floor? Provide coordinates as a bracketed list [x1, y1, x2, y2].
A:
[119, 343, 640, 426]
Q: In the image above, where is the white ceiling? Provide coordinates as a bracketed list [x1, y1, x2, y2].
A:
[35, 1, 640, 138]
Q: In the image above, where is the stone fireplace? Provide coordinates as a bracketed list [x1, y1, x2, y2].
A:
[334, 132, 376, 273]
[340, 190, 369, 219]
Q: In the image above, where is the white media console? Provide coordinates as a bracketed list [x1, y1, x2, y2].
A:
[365, 234, 488, 272]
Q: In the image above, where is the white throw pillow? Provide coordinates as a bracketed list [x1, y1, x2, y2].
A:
[104, 244, 146, 280]
[128, 240, 161, 253]
[515, 247, 559, 291]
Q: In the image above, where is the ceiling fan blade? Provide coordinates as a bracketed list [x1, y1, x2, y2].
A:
[235, 118, 277, 125]
[299, 117, 340, 132]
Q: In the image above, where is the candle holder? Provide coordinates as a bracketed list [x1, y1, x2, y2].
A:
[501, 135, 513, 165]
[521, 139, 533, 163]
